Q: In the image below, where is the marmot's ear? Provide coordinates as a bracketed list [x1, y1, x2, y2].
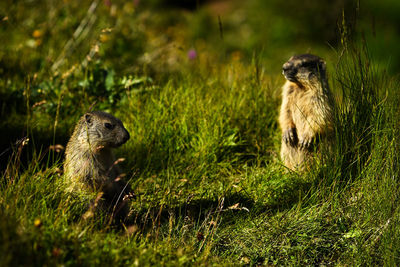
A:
[85, 113, 92, 124]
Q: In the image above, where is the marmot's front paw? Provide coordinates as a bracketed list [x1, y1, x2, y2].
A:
[283, 128, 298, 146]
[299, 136, 313, 149]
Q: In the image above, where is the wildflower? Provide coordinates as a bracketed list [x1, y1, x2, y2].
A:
[34, 218, 42, 228]
[32, 29, 42, 38]
[187, 49, 197, 60]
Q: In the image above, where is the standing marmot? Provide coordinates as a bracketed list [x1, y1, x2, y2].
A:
[64, 111, 131, 219]
[279, 54, 334, 170]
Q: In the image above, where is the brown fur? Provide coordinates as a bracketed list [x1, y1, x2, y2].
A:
[64, 111, 131, 220]
[279, 54, 334, 170]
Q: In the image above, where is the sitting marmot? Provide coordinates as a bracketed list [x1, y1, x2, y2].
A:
[64, 111, 131, 220]
[279, 54, 334, 170]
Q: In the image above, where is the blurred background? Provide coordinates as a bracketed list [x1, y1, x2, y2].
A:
[1, 0, 399, 78]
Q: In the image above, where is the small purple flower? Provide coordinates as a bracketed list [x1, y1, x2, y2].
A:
[104, 0, 111, 7]
[187, 49, 197, 60]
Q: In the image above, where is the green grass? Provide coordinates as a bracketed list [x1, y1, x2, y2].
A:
[2, 1, 400, 266]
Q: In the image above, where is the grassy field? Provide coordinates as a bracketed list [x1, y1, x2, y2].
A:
[1, 0, 400, 266]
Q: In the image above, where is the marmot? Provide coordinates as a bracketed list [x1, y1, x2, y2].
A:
[279, 54, 334, 170]
[64, 111, 131, 219]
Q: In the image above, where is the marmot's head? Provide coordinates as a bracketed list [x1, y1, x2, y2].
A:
[282, 54, 327, 86]
[79, 111, 130, 149]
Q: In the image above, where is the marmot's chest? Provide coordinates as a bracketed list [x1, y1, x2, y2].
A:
[84, 151, 119, 181]
[288, 90, 326, 123]
[289, 89, 319, 108]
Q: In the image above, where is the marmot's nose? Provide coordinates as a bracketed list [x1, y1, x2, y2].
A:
[282, 62, 297, 82]
[282, 62, 292, 73]
[115, 128, 130, 147]
[123, 129, 130, 143]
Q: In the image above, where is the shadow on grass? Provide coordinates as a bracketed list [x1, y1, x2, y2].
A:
[126, 184, 311, 236]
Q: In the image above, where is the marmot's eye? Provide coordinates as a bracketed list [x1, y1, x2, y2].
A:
[104, 123, 114, 130]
